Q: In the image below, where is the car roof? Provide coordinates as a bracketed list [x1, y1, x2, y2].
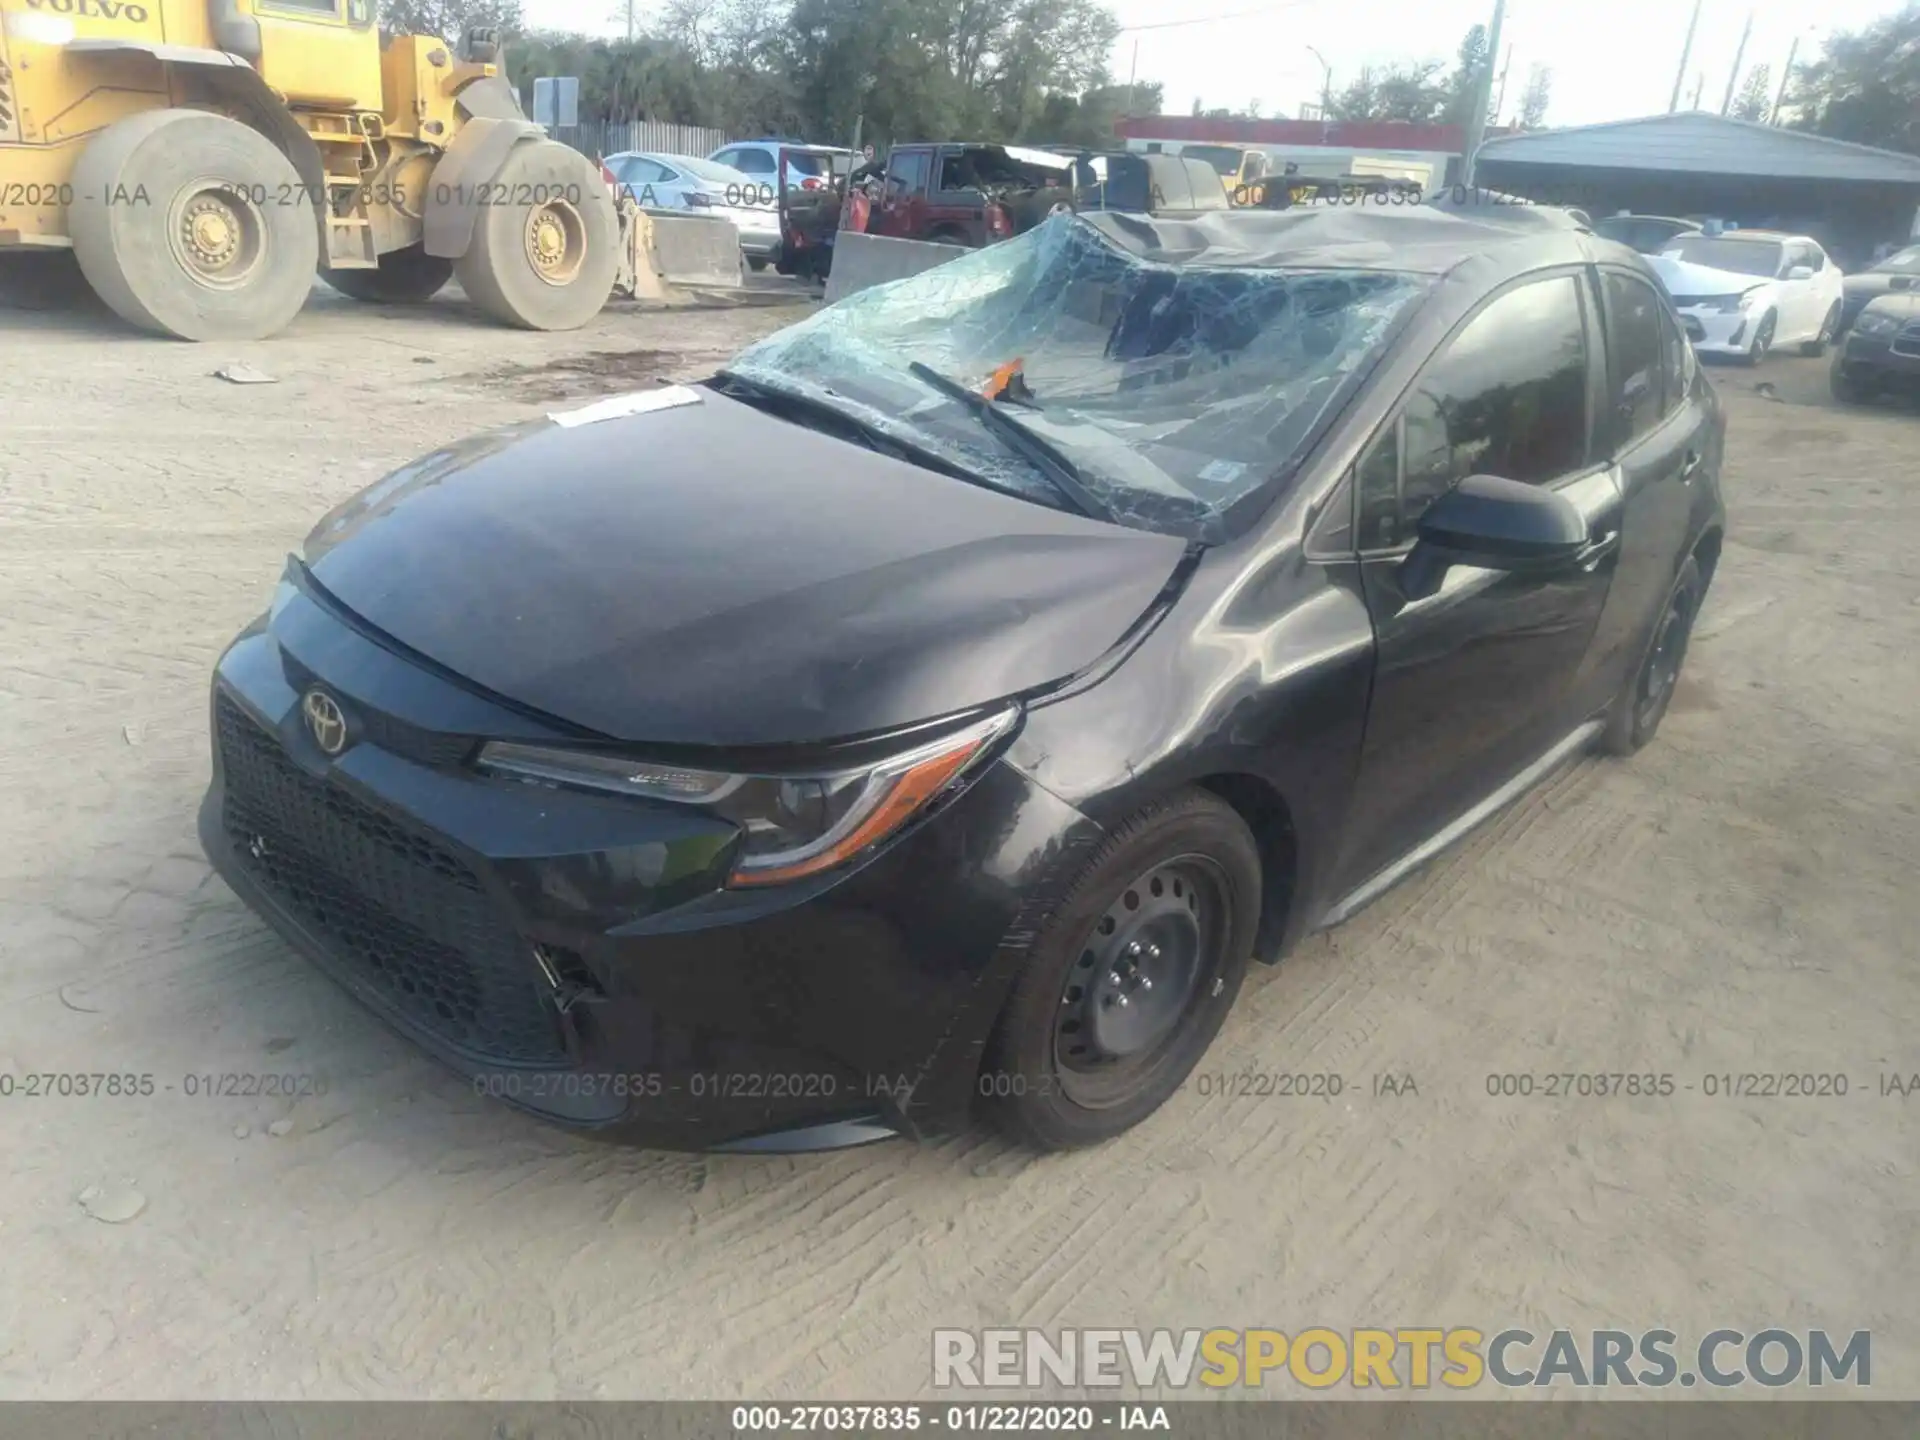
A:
[1077, 204, 1598, 277]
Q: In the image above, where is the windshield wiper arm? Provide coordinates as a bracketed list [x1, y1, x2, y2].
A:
[906, 361, 1114, 523]
[713, 371, 1013, 489]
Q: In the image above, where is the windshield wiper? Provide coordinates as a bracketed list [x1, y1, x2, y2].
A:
[713, 371, 1017, 490]
[906, 361, 1115, 523]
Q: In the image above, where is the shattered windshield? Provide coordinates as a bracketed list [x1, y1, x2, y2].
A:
[725, 213, 1431, 539]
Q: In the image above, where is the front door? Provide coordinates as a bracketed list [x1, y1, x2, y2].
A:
[873, 147, 933, 238]
[1334, 270, 1623, 894]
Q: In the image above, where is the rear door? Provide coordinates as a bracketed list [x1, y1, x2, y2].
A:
[1579, 265, 1710, 704]
[1334, 270, 1623, 892]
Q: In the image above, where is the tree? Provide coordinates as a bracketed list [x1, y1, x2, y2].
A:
[1518, 63, 1552, 128]
[1786, 2, 1920, 153]
[1731, 63, 1771, 122]
[1323, 26, 1487, 124]
[1445, 23, 1489, 126]
[384, 0, 523, 42]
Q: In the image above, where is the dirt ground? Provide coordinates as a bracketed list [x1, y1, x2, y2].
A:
[1, 272, 1916, 1402]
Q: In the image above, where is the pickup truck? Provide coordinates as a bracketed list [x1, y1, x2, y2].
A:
[837, 144, 1229, 249]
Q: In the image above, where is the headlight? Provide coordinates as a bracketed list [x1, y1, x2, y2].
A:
[476, 707, 1019, 887]
[1852, 309, 1901, 336]
[1704, 294, 1748, 313]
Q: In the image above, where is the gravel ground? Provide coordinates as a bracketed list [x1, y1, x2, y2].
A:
[1, 273, 1915, 1401]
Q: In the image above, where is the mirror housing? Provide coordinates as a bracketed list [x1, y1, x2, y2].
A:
[1413, 474, 1588, 574]
[1786, 264, 1815, 281]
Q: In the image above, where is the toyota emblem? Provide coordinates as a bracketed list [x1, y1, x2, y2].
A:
[302, 689, 350, 757]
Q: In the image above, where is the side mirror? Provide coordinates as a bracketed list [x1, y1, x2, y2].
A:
[1412, 474, 1588, 576]
[1786, 265, 1815, 281]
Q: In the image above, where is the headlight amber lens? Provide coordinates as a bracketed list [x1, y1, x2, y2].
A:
[476, 708, 1018, 886]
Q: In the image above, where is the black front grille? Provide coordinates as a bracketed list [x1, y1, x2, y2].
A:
[216, 694, 566, 1065]
[279, 655, 476, 768]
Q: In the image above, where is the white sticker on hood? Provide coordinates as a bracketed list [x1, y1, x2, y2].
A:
[547, 385, 703, 428]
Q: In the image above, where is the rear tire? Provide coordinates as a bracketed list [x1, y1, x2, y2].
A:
[747, 256, 769, 272]
[454, 141, 619, 331]
[68, 108, 318, 341]
[1799, 301, 1841, 356]
[981, 789, 1262, 1151]
[319, 243, 453, 304]
[1600, 556, 1704, 757]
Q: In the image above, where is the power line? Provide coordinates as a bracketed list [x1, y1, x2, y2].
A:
[1116, 2, 1315, 34]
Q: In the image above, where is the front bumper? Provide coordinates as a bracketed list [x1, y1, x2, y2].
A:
[1672, 304, 1762, 356]
[197, 579, 1101, 1150]
[1834, 328, 1920, 386]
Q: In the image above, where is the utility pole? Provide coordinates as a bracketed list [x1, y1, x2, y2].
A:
[1460, 0, 1507, 188]
[1690, 71, 1705, 110]
[1304, 43, 1332, 122]
[624, 0, 635, 42]
[1127, 38, 1139, 115]
[1492, 43, 1513, 125]
[1768, 33, 1800, 125]
[1719, 10, 1753, 116]
[1669, 0, 1704, 111]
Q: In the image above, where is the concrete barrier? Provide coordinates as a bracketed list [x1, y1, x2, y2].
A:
[824, 232, 970, 305]
[645, 213, 746, 288]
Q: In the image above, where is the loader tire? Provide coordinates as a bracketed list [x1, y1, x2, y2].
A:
[319, 244, 453, 304]
[454, 141, 619, 331]
[68, 109, 317, 342]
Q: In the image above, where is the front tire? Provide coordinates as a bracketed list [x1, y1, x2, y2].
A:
[318, 243, 453, 304]
[1601, 555, 1704, 756]
[68, 109, 318, 341]
[981, 789, 1262, 1151]
[1800, 301, 1841, 357]
[1740, 310, 1776, 366]
[454, 140, 619, 331]
[1831, 360, 1868, 405]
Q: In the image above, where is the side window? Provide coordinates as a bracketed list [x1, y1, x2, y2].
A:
[736, 148, 775, 175]
[1603, 270, 1668, 451]
[1659, 303, 1692, 409]
[621, 158, 666, 185]
[886, 149, 932, 196]
[1357, 276, 1591, 549]
[1806, 244, 1828, 273]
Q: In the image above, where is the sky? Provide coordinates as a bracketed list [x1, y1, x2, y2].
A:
[523, 0, 1913, 131]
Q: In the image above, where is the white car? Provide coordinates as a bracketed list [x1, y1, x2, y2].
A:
[1649, 232, 1846, 364]
[602, 152, 781, 268]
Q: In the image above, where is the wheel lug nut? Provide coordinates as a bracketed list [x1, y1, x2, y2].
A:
[1139, 977, 1153, 991]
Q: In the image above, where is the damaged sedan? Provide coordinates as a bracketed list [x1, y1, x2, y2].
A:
[200, 206, 1725, 1153]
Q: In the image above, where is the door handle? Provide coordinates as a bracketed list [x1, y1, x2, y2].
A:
[1679, 451, 1702, 483]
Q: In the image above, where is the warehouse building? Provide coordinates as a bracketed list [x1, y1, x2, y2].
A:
[1472, 112, 1920, 270]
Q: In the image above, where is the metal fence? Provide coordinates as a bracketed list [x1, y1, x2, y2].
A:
[550, 120, 733, 162]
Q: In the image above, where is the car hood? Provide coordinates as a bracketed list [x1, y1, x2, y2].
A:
[1858, 292, 1920, 321]
[1650, 255, 1775, 297]
[1845, 271, 1919, 296]
[300, 387, 1189, 748]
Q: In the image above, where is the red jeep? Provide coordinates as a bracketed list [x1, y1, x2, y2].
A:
[841, 143, 1077, 248]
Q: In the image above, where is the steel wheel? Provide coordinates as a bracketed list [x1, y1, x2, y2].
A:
[168, 181, 267, 290]
[980, 789, 1262, 1151]
[1052, 856, 1231, 1110]
[523, 197, 587, 286]
[1634, 580, 1697, 734]
[1602, 554, 1705, 756]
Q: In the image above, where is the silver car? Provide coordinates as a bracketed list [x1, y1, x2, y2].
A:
[603, 151, 781, 268]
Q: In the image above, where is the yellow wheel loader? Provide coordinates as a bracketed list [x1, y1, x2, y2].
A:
[0, 0, 625, 339]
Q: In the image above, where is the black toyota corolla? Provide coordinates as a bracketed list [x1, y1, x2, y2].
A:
[201, 206, 1725, 1153]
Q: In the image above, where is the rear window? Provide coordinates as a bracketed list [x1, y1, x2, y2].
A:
[1874, 245, 1920, 275]
[1661, 237, 1785, 277]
